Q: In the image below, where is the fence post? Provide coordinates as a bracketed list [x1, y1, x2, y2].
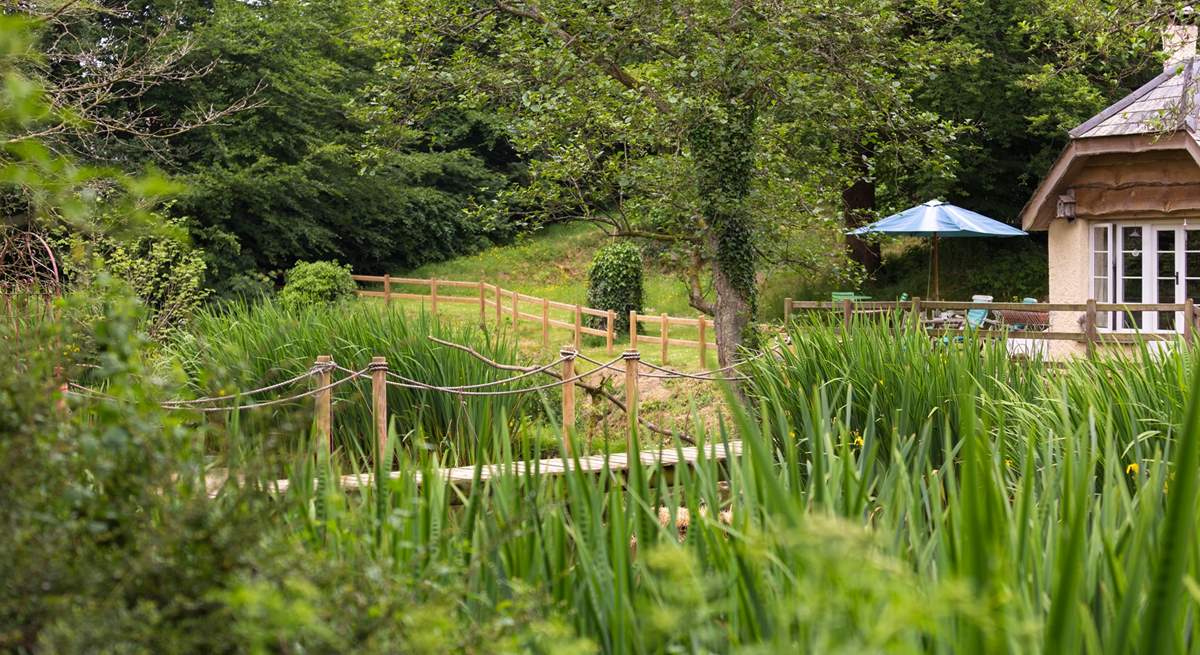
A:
[606, 310, 615, 356]
[784, 297, 793, 322]
[842, 298, 853, 336]
[430, 279, 439, 315]
[384, 274, 392, 306]
[561, 346, 577, 456]
[1186, 298, 1195, 348]
[1085, 298, 1098, 357]
[314, 355, 333, 454]
[512, 289, 519, 326]
[698, 317, 707, 368]
[629, 310, 639, 350]
[495, 284, 502, 326]
[574, 305, 583, 350]
[910, 296, 922, 332]
[660, 313, 669, 364]
[478, 282, 486, 326]
[370, 356, 388, 468]
[623, 349, 640, 449]
[541, 298, 550, 348]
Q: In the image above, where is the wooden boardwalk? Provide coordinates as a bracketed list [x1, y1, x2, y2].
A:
[250, 440, 744, 496]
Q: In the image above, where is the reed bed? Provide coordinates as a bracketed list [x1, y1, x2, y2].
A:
[167, 300, 541, 466]
[217, 320, 1200, 652]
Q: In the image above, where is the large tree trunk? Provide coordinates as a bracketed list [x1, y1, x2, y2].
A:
[843, 173, 881, 274]
[691, 99, 758, 368]
[844, 178, 880, 273]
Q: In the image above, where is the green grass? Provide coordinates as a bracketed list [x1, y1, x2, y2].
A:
[237, 320, 1200, 652]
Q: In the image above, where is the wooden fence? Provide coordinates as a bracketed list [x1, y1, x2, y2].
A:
[352, 274, 718, 366]
[784, 296, 1198, 355]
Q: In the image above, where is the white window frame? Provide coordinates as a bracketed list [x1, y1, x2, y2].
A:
[1090, 220, 1200, 333]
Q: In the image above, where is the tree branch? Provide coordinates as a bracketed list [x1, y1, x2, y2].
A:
[492, 0, 673, 114]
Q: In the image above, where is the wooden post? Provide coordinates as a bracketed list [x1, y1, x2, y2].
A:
[478, 282, 486, 325]
[314, 355, 332, 454]
[629, 310, 639, 349]
[384, 274, 392, 306]
[560, 346, 576, 455]
[542, 298, 550, 348]
[574, 305, 583, 350]
[511, 289, 519, 326]
[430, 279, 439, 315]
[842, 298, 853, 336]
[623, 349, 640, 448]
[698, 317, 707, 368]
[784, 297, 793, 322]
[606, 310, 615, 356]
[1085, 298, 1098, 357]
[495, 284, 502, 326]
[910, 296, 922, 332]
[370, 357, 388, 467]
[660, 313, 669, 364]
[1186, 298, 1195, 348]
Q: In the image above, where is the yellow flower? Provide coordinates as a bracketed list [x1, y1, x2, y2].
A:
[853, 435, 864, 448]
[1004, 458, 1013, 469]
[1126, 462, 1139, 476]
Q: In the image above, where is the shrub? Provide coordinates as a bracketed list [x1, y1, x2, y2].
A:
[53, 216, 211, 339]
[586, 242, 643, 334]
[278, 260, 356, 310]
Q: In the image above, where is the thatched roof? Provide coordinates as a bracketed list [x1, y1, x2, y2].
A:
[1070, 60, 1200, 139]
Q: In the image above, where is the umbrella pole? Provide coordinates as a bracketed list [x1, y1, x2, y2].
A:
[931, 234, 940, 301]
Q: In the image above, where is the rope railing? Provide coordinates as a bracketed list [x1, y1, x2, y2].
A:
[62, 339, 781, 458]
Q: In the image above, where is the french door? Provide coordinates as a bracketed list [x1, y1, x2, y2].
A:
[1094, 223, 1200, 332]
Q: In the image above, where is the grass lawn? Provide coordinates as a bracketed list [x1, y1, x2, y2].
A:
[363, 222, 726, 370]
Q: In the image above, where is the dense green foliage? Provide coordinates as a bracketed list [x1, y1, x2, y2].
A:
[277, 260, 357, 310]
[13, 306, 1200, 651]
[167, 300, 538, 464]
[586, 242, 644, 334]
[157, 0, 518, 295]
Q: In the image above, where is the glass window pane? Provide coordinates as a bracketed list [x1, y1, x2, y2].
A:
[1094, 277, 1110, 302]
[1159, 279, 1177, 303]
[1188, 279, 1200, 300]
[1159, 229, 1176, 251]
[1126, 311, 1143, 329]
[1162, 311, 1177, 331]
[1159, 253, 1175, 277]
[1094, 253, 1110, 276]
[1123, 278, 1143, 302]
[1123, 252, 1142, 272]
[1187, 230, 1200, 251]
[1123, 226, 1142, 249]
[1094, 225, 1110, 251]
[1188, 253, 1200, 276]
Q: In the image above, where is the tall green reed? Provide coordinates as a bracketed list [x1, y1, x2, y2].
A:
[166, 299, 540, 465]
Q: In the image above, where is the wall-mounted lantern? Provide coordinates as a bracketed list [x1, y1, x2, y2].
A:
[1056, 189, 1077, 221]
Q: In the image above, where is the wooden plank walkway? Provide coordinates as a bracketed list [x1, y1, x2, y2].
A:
[248, 440, 744, 496]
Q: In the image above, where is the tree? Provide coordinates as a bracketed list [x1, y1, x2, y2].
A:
[128, 0, 520, 295]
[370, 0, 961, 364]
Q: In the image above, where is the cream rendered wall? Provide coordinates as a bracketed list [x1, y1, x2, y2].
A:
[1046, 217, 1090, 358]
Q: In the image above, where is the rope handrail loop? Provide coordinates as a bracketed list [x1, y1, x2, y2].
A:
[161, 369, 318, 406]
[376, 357, 568, 392]
[383, 355, 624, 396]
[67, 367, 370, 412]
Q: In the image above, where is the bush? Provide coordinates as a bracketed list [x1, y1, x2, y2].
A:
[278, 260, 356, 310]
[53, 216, 211, 339]
[586, 242, 643, 334]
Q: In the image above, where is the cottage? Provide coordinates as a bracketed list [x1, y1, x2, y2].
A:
[1021, 17, 1200, 355]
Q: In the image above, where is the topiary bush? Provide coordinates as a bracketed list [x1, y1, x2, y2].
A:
[278, 260, 356, 310]
[586, 242, 643, 334]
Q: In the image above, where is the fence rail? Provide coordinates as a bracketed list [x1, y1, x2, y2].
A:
[352, 274, 718, 366]
[783, 296, 1199, 354]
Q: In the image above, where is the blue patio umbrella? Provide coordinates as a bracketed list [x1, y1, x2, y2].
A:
[848, 200, 1027, 299]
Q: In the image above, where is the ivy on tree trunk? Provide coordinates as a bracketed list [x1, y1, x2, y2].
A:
[691, 96, 759, 366]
